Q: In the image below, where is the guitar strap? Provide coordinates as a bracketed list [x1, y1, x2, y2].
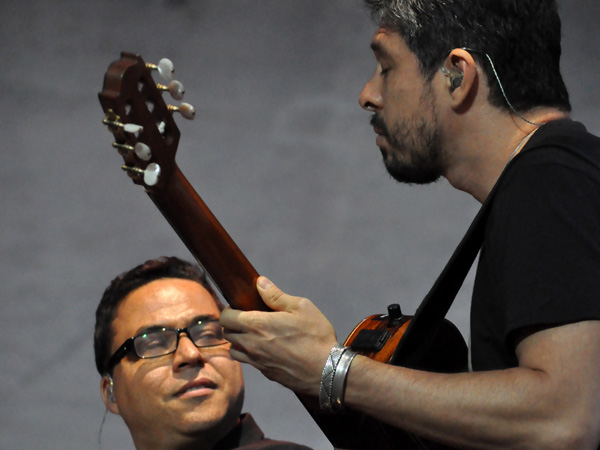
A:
[389, 146, 530, 368]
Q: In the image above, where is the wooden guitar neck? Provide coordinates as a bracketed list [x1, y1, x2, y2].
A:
[147, 166, 269, 311]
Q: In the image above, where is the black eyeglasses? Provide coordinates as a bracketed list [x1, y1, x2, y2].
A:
[105, 319, 228, 373]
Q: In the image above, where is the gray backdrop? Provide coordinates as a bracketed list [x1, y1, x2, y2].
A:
[1, 1, 598, 448]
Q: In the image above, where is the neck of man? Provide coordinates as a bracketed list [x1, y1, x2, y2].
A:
[132, 428, 224, 450]
[442, 106, 570, 203]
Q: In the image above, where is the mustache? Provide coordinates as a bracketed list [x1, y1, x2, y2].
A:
[370, 113, 388, 136]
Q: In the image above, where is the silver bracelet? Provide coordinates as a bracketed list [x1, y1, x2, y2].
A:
[319, 343, 346, 410]
[330, 349, 357, 411]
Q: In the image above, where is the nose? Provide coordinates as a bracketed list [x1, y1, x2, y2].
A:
[172, 334, 206, 370]
[359, 72, 382, 112]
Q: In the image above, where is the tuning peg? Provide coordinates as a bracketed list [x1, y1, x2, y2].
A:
[157, 80, 185, 100]
[103, 116, 144, 137]
[146, 58, 174, 81]
[123, 123, 144, 136]
[112, 142, 133, 156]
[167, 102, 195, 120]
[112, 142, 152, 161]
[122, 162, 161, 186]
[134, 142, 152, 160]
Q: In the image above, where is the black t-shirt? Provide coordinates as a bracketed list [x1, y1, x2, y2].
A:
[470, 119, 600, 371]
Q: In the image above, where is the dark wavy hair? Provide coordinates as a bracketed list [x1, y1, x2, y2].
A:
[94, 256, 223, 375]
[363, 0, 571, 113]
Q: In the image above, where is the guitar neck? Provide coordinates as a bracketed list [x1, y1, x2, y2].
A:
[148, 166, 269, 311]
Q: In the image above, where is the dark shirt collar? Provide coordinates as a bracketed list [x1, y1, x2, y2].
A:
[213, 413, 265, 450]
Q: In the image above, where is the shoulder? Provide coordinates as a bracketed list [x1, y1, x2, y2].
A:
[496, 119, 600, 206]
[249, 443, 314, 450]
[233, 439, 313, 450]
[515, 119, 600, 170]
[225, 414, 313, 450]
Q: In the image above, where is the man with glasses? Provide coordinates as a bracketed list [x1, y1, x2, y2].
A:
[94, 256, 312, 450]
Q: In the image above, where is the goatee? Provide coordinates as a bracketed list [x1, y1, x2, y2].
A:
[369, 110, 443, 185]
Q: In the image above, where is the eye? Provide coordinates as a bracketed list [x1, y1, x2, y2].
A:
[134, 330, 172, 356]
[198, 326, 223, 340]
[143, 334, 165, 348]
[190, 321, 225, 344]
[377, 62, 390, 78]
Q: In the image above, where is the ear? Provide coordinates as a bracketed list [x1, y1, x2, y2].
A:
[100, 375, 120, 414]
[440, 48, 478, 110]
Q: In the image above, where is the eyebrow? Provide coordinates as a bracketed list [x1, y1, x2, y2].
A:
[133, 314, 219, 336]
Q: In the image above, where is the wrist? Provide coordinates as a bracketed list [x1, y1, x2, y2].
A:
[319, 343, 357, 411]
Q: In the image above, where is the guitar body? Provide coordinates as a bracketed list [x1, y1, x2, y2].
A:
[99, 52, 467, 450]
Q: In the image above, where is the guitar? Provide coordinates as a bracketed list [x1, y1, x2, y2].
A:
[98, 52, 467, 449]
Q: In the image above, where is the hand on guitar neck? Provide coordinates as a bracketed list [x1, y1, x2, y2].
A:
[222, 276, 339, 397]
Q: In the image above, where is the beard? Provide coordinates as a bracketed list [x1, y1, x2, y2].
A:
[370, 93, 444, 185]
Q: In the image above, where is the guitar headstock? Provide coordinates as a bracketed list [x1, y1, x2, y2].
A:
[98, 52, 195, 190]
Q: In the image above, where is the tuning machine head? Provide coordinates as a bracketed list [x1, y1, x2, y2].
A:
[146, 58, 174, 81]
[99, 52, 191, 190]
[122, 162, 161, 187]
[167, 102, 195, 120]
[158, 80, 185, 100]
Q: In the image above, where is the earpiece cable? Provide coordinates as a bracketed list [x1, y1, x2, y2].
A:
[98, 408, 108, 450]
[461, 47, 544, 126]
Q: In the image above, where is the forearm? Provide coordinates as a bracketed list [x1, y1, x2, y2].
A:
[344, 355, 596, 450]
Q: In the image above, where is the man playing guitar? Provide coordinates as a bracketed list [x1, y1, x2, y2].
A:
[219, 1, 600, 448]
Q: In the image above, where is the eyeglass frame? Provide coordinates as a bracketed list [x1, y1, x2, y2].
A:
[104, 318, 229, 374]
